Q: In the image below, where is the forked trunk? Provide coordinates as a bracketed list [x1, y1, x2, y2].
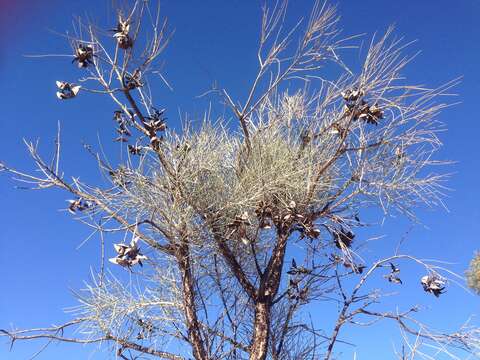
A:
[249, 231, 290, 360]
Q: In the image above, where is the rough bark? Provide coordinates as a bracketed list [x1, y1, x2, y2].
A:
[249, 231, 290, 360]
[216, 236, 257, 299]
[177, 243, 208, 360]
[250, 301, 271, 360]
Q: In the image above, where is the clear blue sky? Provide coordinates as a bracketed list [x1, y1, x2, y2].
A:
[1, 1, 479, 359]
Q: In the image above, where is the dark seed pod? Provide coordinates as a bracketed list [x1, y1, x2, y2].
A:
[56, 81, 81, 100]
[333, 228, 355, 249]
[128, 144, 143, 155]
[66, 198, 91, 214]
[384, 263, 402, 284]
[109, 237, 148, 268]
[421, 274, 446, 297]
[72, 44, 94, 68]
[123, 70, 143, 90]
[112, 15, 133, 49]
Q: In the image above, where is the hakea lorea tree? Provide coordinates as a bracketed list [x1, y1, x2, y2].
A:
[467, 253, 480, 295]
[1, 1, 478, 359]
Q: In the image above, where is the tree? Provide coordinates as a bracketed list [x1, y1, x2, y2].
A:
[1, 1, 478, 359]
[467, 253, 480, 295]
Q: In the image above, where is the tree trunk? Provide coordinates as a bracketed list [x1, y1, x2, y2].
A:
[177, 244, 208, 360]
[249, 230, 290, 360]
[249, 301, 271, 360]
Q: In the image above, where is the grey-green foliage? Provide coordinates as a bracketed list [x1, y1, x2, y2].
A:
[4, 2, 473, 359]
[467, 252, 480, 294]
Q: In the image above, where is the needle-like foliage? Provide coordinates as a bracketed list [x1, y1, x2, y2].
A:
[1, 1, 476, 360]
[467, 252, 480, 295]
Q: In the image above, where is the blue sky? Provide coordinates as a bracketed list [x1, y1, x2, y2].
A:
[1, 1, 479, 359]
